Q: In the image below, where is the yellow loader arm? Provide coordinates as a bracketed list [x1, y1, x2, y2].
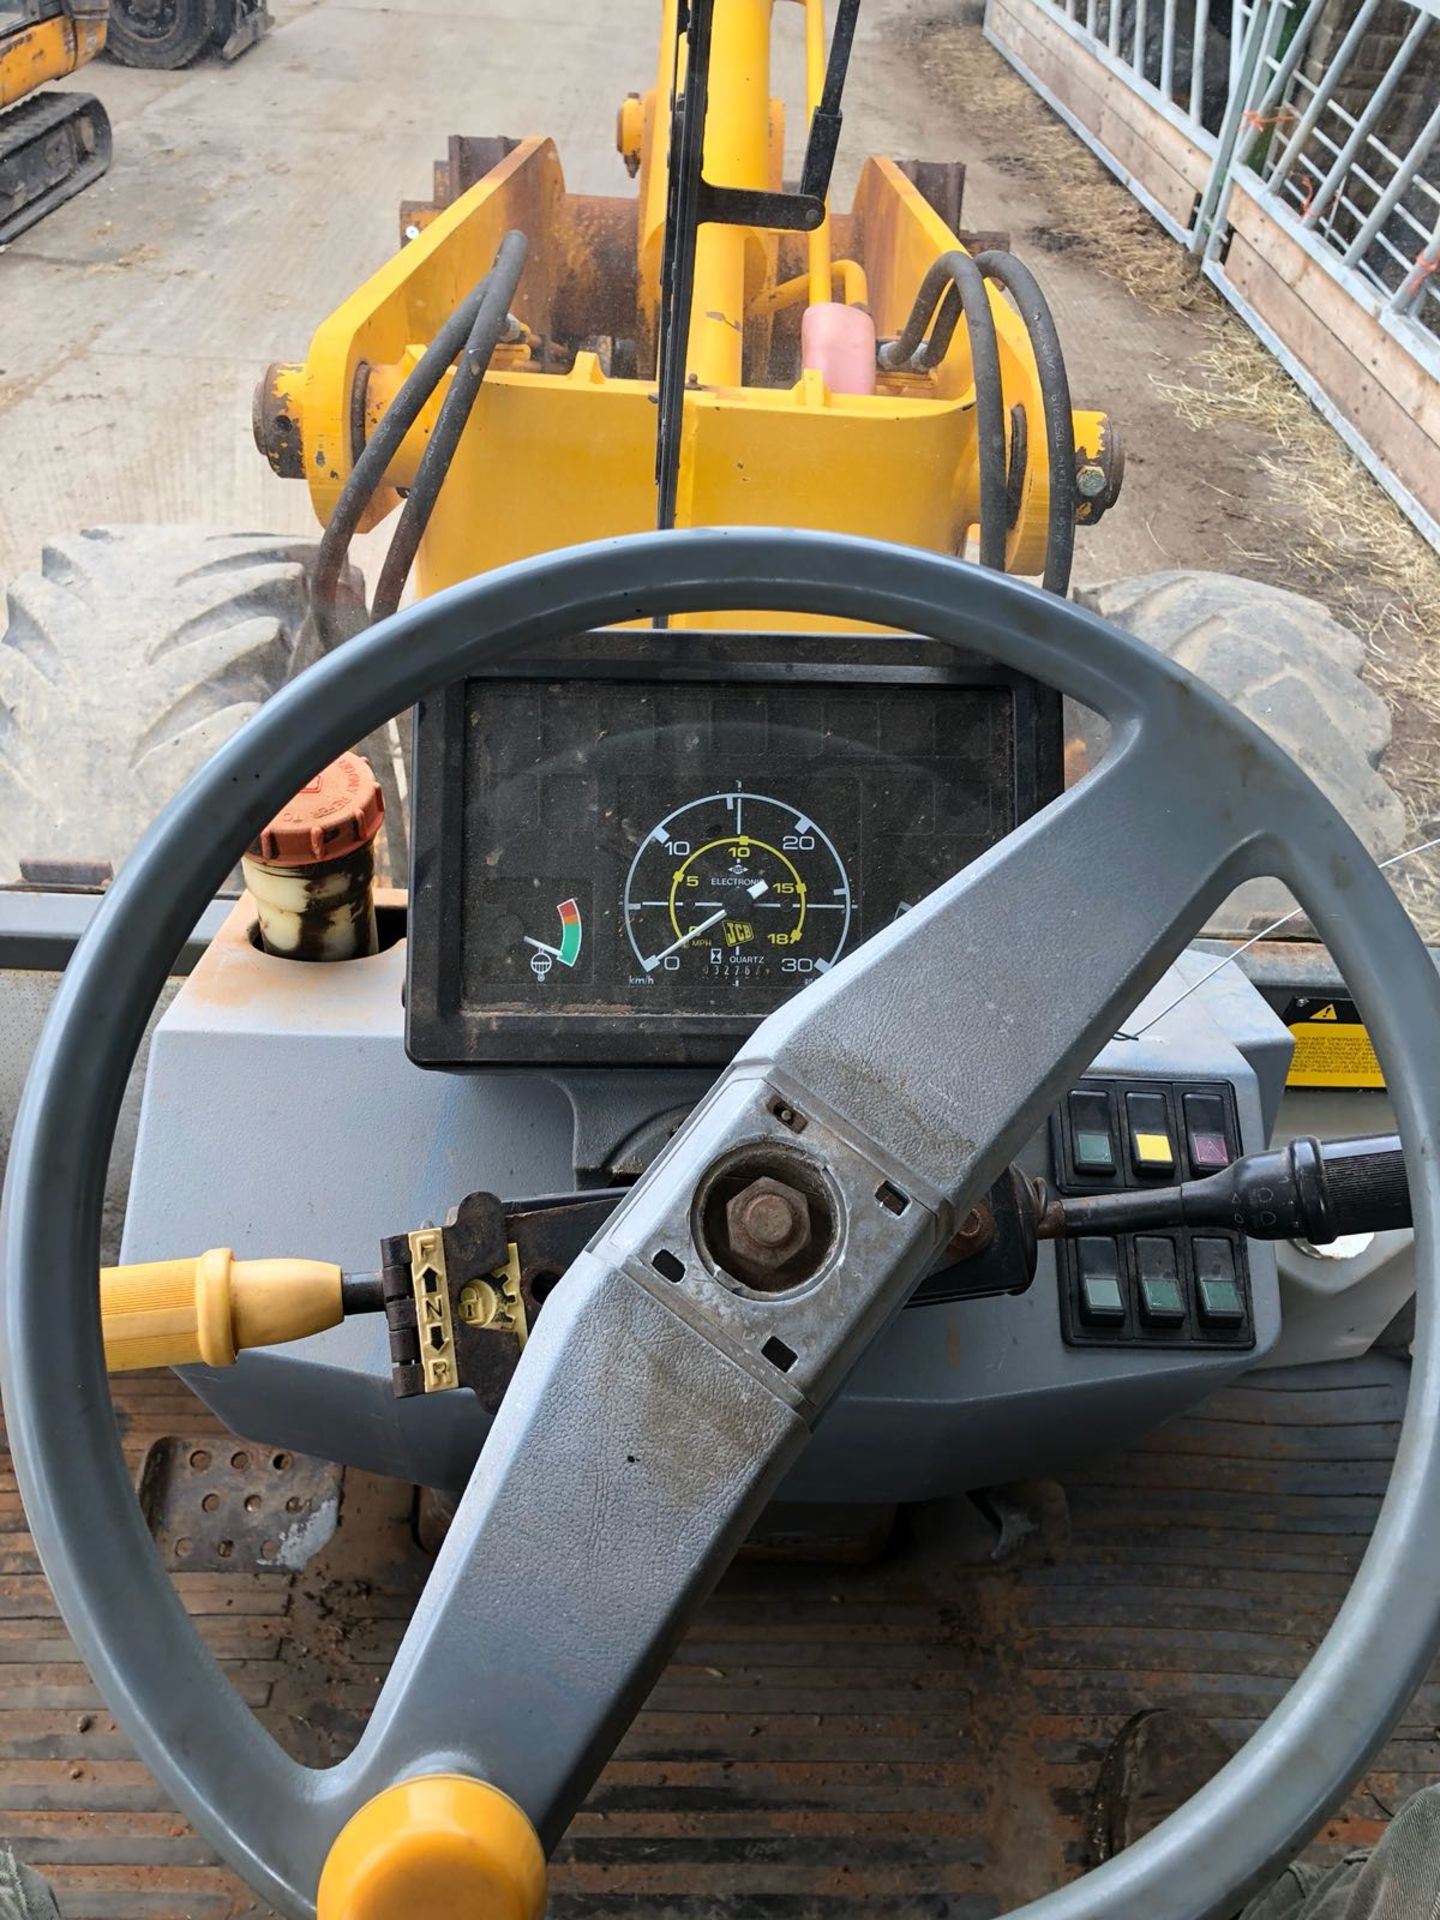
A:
[254, 0, 1122, 623]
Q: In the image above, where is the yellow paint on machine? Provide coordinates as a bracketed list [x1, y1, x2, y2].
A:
[257, 0, 1120, 623]
[1284, 997, 1385, 1089]
[0, 12, 106, 108]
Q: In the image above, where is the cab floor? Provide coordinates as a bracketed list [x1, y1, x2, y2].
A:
[1, 1355, 1425, 1918]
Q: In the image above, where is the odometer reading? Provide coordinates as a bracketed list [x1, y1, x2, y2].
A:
[624, 790, 853, 986]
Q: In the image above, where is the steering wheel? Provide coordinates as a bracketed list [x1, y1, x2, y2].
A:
[5, 528, 1440, 1920]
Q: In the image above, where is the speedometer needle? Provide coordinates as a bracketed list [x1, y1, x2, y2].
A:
[641, 879, 769, 973]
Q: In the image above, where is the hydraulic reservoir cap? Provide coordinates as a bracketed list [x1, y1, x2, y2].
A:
[250, 750, 383, 866]
[242, 751, 384, 961]
[317, 1774, 546, 1920]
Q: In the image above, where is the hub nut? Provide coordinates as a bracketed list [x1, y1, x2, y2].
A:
[724, 1175, 813, 1273]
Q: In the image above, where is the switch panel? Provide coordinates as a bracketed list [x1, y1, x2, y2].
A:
[1055, 1077, 1251, 1352]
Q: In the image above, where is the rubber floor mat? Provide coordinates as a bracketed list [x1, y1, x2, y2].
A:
[0, 1356, 1425, 1917]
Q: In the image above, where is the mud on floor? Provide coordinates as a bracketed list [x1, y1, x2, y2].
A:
[1, 1356, 1431, 1917]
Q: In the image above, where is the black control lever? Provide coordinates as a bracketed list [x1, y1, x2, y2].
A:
[1034, 1133, 1410, 1246]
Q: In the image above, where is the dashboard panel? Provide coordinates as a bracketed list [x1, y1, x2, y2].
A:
[407, 630, 1062, 1067]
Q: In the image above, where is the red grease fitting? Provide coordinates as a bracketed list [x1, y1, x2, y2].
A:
[801, 304, 878, 397]
[250, 752, 384, 867]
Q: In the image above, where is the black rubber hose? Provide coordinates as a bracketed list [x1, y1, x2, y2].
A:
[973, 250, 1076, 598]
[370, 229, 530, 624]
[876, 252, 962, 367]
[876, 251, 1008, 573]
[306, 233, 524, 650]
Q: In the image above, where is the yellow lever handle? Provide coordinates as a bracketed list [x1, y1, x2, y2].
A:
[100, 1249, 344, 1372]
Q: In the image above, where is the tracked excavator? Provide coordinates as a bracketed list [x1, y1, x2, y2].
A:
[0, 0, 110, 243]
[0, 0, 268, 245]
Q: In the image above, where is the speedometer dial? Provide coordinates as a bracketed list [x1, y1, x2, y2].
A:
[624, 789, 853, 988]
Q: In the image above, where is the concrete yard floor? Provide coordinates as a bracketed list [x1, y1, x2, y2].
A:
[1, 0, 1437, 859]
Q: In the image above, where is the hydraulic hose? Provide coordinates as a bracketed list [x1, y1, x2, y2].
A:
[305, 230, 527, 655]
[973, 249, 1077, 598]
[370, 228, 529, 624]
[877, 251, 1008, 572]
[876, 251, 970, 366]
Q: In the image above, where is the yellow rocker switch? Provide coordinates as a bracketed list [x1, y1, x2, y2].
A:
[1125, 1091, 1176, 1176]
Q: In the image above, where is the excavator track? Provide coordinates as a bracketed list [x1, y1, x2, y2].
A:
[0, 89, 111, 245]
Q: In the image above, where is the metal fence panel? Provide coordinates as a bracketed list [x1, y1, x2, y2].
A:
[1049, 0, 1235, 144]
[987, 0, 1440, 549]
[1221, 0, 1440, 359]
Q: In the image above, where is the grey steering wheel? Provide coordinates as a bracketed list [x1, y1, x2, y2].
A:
[4, 528, 1440, 1920]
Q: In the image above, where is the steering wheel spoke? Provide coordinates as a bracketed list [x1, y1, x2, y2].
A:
[747, 717, 1272, 1217]
[331, 1251, 809, 1847]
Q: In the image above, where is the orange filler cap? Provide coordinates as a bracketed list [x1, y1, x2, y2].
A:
[249, 752, 383, 867]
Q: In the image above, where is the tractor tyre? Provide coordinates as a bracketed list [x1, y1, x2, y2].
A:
[1074, 569, 1408, 932]
[0, 527, 342, 882]
[0, 1845, 63, 1919]
[104, 0, 216, 68]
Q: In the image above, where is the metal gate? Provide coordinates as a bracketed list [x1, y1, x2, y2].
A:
[986, 0, 1440, 548]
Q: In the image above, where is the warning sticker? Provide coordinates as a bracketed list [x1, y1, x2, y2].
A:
[1281, 995, 1384, 1089]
